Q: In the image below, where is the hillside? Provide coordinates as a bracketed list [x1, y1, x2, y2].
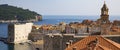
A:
[0, 4, 41, 21]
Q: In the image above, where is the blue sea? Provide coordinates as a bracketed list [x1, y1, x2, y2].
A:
[34, 15, 120, 25]
[0, 15, 120, 50]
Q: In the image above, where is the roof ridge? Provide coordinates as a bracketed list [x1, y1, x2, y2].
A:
[105, 38, 120, 49]
[98, 44, 111, 50]
[100, 36, 120, 49]
[69, 36, 95, 48]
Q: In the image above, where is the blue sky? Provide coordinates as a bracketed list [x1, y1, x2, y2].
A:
[0, 0, 120, 15]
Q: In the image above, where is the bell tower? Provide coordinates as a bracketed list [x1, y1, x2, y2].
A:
[101, 1, 109, 15]
[98, 1, 110, 24]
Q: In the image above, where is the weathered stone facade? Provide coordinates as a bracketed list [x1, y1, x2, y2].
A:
[7, 23, 33, 44]
[43, 34, 120, 50]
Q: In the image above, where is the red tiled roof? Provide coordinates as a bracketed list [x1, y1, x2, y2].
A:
[65, 35, 120, 50]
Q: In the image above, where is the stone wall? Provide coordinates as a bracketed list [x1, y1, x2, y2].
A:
[43, 34, 83, 50]
[28, 32, 44, 50]
[44, 34, 120, 50]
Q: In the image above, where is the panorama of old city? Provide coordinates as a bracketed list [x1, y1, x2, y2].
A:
[0, 0, 120, 50]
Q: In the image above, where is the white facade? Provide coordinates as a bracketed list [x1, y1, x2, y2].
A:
[8, 23, 33, 44]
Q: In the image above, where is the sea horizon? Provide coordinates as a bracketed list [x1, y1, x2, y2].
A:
[34, 15, 120, 25]
[0, 15, 120, 50]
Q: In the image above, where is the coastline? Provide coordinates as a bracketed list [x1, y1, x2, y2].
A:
[0, 19, 40, 23]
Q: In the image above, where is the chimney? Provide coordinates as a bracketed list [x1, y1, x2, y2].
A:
[66, 40, 73, 48]
[66, 42, 70, 48]
[69, 40, 73, 45]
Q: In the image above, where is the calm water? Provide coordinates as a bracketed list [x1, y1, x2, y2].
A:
[0, 15, 120, 50]
[34, 15, 120, 25]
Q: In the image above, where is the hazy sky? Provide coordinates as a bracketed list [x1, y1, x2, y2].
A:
[0, 0, 120, 15]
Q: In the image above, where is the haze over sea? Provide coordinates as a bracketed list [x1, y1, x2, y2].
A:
[0, 15, 120, 50]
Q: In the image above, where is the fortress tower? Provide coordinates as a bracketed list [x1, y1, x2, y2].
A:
[7, 23, 33, 44]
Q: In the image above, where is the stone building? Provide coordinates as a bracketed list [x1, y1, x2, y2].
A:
[40, 25, 60, 34]
[97, 1, 110, 24]
[58, 22, 66, 33]
[36, 15, 42, 21]
[113, 20, 120, 26]
[28, 25, 45, 50]
[77, 26, 88, 34]
[43, 34, 81, 50]
[65, 25, 76, 34]
[7, 23, 33, 44]
[44, 34, 120, 50]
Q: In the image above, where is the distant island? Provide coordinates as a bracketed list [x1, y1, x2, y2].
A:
[0, 4, 42, 23]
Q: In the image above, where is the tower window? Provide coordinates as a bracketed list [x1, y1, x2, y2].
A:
[104, 11, 106, 15]
[103, 21, 106, 23]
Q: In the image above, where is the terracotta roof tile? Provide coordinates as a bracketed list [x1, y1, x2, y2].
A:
[65, 35, 120, 50]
